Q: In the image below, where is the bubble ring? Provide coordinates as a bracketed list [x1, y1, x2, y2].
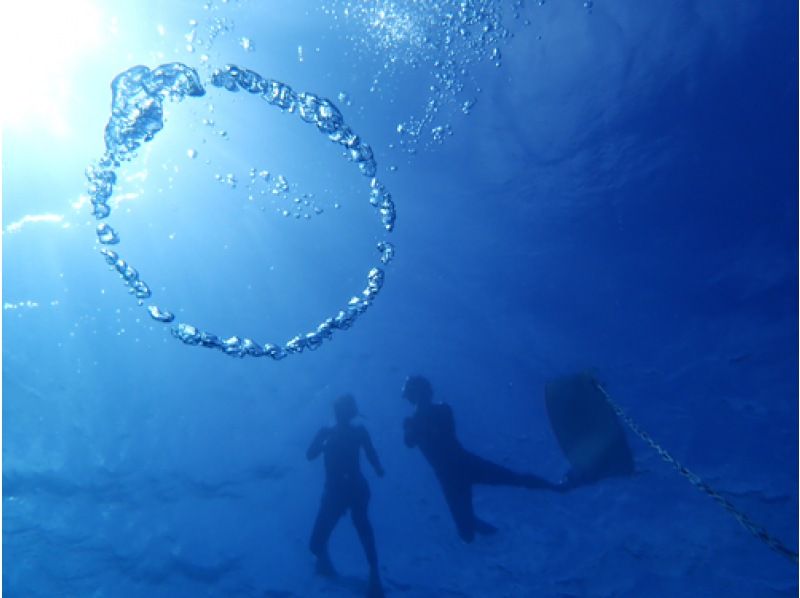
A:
[85, 63, 396, 359]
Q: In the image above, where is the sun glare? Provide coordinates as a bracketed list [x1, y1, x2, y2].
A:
[0, 0, 104, 136]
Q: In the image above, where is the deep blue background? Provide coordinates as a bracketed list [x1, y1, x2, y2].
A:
[4, 1, 797, 596]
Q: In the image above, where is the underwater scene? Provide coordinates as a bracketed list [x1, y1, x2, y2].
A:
[2, 1, 798, 596]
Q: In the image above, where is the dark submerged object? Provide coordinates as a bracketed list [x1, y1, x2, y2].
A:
[545, 373, 635, 485]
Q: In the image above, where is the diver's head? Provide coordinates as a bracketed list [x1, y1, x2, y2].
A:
[334, 393, 358, 424]
[402, 375, 433, 405]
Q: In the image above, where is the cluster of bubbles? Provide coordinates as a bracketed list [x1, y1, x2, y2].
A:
[183, 0, 555, 153]
[320, 0, 529, 151]
[184, 1, 260, 68]
[184, 1, 594, 153]
[98, 247, 155, 308]
[214, 172, 239, 188]
[244, 170, 330, 220]
[170, 267, 385, 358]
[184, 10, 234, 62]
[211, 167, 331, 220]
[209, 64, 397, 231]
[85, 62, 395, 359]
[4, 300, 42, 310]
[184, 17, 233, 54]
[87, 63, 205, 217]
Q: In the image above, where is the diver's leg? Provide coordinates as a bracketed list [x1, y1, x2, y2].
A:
[440, 479, 477, 543]
[468, 453, 556, 490]
[350, 481, 384, 598]
[310, 491, 345, 577]
[473, 517, 498, 536]
[350, 483, 379, 572]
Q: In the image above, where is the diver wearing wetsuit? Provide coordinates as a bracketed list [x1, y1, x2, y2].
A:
[402, 375, 560, 543]
[307, 394, 385, 598]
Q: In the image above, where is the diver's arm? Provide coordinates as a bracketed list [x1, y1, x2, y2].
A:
[403, 416, 417, 448]
[361, 427, 385, 477]
[306, 427, 331, 461]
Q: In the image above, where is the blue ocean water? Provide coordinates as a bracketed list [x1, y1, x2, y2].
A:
[3, 1, 797, 596]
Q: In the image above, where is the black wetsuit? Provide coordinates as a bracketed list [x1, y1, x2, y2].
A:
[404, 401, 552, 542]
[307, 424, 383, 572]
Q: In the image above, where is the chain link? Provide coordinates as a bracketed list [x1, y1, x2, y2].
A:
[593, 380, 798, 563]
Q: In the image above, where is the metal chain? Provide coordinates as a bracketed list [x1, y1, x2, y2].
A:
[593, 380, 798, 564]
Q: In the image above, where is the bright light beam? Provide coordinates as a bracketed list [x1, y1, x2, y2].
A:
[0, 0, 104, 136]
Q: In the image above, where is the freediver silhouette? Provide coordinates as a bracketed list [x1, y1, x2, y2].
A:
[401, 375, 566, 543]
[307, 394, 385, 598]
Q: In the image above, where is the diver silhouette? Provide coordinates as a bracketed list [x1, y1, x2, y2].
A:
[307, 394, 385, 598]
[402, 375, 564, 543]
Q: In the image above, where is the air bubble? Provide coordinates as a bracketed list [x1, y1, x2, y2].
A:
[337, 91, 352, 106]
[97, 223, 119, 244]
